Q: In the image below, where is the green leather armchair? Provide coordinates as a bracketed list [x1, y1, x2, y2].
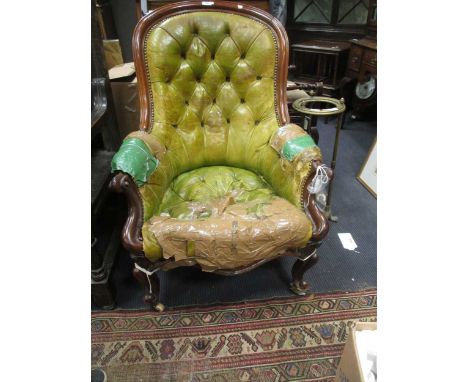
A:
[109, 1, 331, 311]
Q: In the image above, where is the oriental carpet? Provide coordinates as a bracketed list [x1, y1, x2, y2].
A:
[92, 289, 376, 381]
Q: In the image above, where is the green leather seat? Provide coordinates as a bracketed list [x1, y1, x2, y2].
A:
[141, 165, 312, 269]
[111, 8, 323, 271]
[159, 166, 276, 220]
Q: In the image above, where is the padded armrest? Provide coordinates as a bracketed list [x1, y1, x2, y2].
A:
[270, 123, 321, 162]
[109, 131, 168, 257]
[265, 123, 322, 207]
[111, 131, 166, 187]
[267, 123, 330, 243]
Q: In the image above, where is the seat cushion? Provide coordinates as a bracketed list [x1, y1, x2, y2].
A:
[158, 166, 276, 219]
[142, 166, 312, 270]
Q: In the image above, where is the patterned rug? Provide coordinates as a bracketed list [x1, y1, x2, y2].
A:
[92, 289, 376, 381]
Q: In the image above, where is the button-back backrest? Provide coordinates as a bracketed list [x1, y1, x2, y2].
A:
[133, 3, 297, 219]
[137, 4, 289, 171]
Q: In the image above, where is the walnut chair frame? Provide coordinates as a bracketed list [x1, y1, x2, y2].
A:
[109, 0, 331, 311]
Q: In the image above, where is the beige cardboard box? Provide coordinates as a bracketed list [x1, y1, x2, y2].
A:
[109, 62, 140, 140]
[335, 321, 377, 382]
[111, 78, 139, 140]
[109, 62, 135, 81]
[103, 39, 124, 70]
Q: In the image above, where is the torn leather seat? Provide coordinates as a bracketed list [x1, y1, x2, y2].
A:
[142, 166, 312, 270]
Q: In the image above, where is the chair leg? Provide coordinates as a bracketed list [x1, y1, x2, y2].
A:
[133, 263, 165, 312]
[290, 249, 319, 296]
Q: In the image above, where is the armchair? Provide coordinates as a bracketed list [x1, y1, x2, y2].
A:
[109, 0, 332, 311]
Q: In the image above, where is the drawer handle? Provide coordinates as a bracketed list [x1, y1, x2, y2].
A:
[351, 56, 359, 63]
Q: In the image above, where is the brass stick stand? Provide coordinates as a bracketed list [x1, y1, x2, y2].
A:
[292, 96, 346, 222]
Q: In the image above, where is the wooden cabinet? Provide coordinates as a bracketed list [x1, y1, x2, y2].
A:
[363, 49, 376, 67]
[346, 38, 377, 82]
[348, 45, 362, 72]
[291, 40, 350, 97]
[338, 0, 377, 118]
[343, 37, 376, 118]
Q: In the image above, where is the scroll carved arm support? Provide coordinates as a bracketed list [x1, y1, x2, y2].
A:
[109, 172, 144, 256]
[303, 160, 333, 243]
[289, 160, 332, 295]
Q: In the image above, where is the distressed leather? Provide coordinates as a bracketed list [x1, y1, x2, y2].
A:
[159, 166, 276, 220]
[127, 11, 321, 262]
[143, 166, 312, 267]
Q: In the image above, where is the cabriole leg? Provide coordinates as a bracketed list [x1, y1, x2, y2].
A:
[290, 249, 319, 296]
[133, 262, 165, 312]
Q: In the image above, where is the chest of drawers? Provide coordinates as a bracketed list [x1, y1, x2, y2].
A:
[344, 37, 377, 118]
[346, 38, 377, 81]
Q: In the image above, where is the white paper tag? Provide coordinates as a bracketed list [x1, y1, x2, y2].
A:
[338, 233, 358, 251]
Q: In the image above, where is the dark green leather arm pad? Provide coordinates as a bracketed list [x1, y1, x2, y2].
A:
[111, 138, 159, 187]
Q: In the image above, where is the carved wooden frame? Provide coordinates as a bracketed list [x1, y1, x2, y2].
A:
[109, 1, 332, 310]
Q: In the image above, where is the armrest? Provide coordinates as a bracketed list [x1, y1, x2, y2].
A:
[108, 131, 166, 257]
[302, 160, 333, 242]
[270, 123, 322, 163]
[268, 123, 330, 243]
[109, 172, 144, 256]
[110, 131, 165, 187]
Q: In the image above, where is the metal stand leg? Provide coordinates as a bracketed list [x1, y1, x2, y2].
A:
[324, 111, 344, 222]
[341, 111, 347, 130]
[302, 114, 309, 132]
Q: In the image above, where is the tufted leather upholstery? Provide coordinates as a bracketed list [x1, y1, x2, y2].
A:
[159, 166, 276, 220]
[142, 166, 312, 268]
[114, 10, 323, 263]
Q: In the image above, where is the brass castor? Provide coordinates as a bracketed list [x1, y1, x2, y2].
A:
[154, 303, 165, 312]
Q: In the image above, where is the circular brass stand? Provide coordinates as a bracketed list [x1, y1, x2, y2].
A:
[292, 96, 346, 222]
